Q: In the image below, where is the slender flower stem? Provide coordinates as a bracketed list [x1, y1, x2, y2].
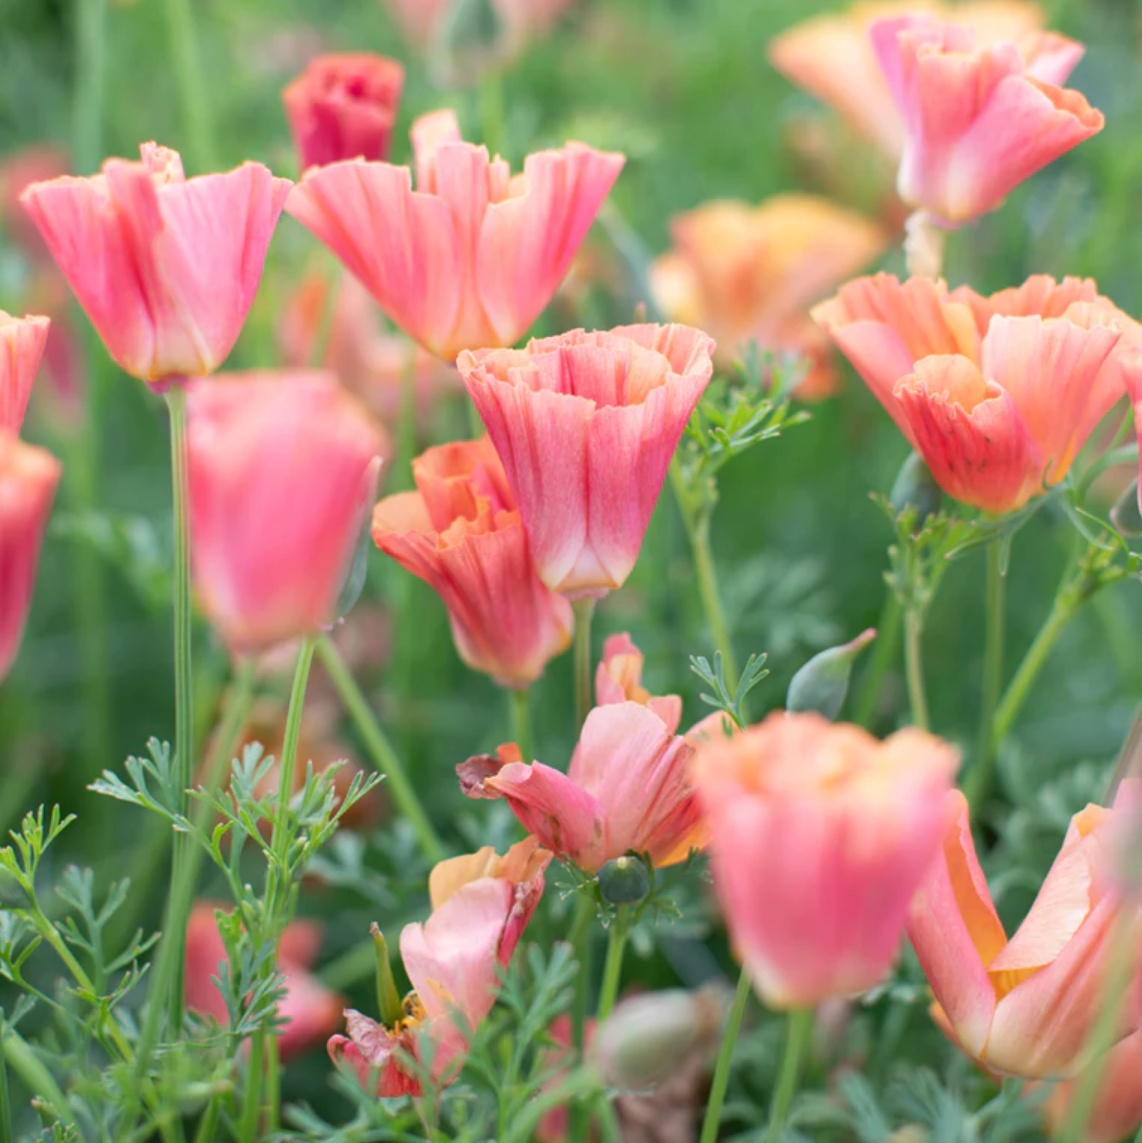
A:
[237, 1034, 265, 1143]
[853, 590, 902, 729]
[0, 1022, 11, 1143]
[903, 607, 930, 731]
[568, 894, 596, 1143]
[968, 543, 1006, 807]
[698, 966, 752, 1143]
[161, 0, 216, 170]
[596, 907, 630, 1021]
[573, 599, 596, 729]
[2, 1028, 72, 1128]
[478, 67, 507, 159]
[509, 686, 532, 762]
[268, 638, 316, 862]
[316, 636, 445, 864]
[765, 1007, 814, 1143]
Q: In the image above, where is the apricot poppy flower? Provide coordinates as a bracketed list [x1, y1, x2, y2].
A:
[330, 839, 550, 1096]
[187, 371, 384, 656]
[692, 712, 959, 1009]
[185, 902, 343, 1059]
[0, 313, 50, 433]
[909, 784, 1142, 1078]
[372, 438, 572, 687]
[650, 195, 886, 398]
[596, 632, 682, 734]
[286, 110, 624, 360]
[459, 324, 714, 597]
[282, 53, 405, 170]
[0, 432, 61, 684]
[813, 273, 1142, 513]
[870, 15, 1100, 225]
[21, 143, 291, 387]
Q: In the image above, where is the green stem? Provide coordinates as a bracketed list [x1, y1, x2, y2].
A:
[903, 607, 929, 731]
[509, 686, 532, 763]
[568, 893, 596, 1143]
[596, 907, 630, 1021]
[3, 1032, 71, 1129]
[478, 67, 507, 159]
[315, 636, 445, 864]
[161, 0, 216, 170]
[969, 543, 1005, 806]
[572, 599, 596, 729]
[191, 1093, 222, 1143]
[73, 0, 107, 174]
[853, 590, 902, 729]
[237, 1033, 265, 1143]
[765, 1007, 814, 1143]
[0, 1023, 11, 1143]
[268, 637, 316, 864]
[698, 966, 752, 1143]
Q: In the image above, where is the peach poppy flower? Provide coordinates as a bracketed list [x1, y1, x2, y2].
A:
[0, 313, 50, 433]
[692, 712, 959, 1008]
[459, 324, 714, 597]
[21, 143, 291, 386]
[286, 109, 624, 361]
[596, 632, 683, 734]
[650, 195, 887, 398]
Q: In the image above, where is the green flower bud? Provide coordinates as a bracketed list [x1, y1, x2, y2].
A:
[890, 451, 942, 524]
[431, 0, 507, 88]
[371, 923, 404, 1027]
[786, 628, 877, 721]
[597, 854, 650, 906]
[1111, 478, 1142, 538]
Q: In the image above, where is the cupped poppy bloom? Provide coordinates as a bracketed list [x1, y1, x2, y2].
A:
[813, 273, 1142, 513]
[282, 53, 405, 170]
[329, 838, 550, 1096]
[0, 313, 50, 433]
[870, 15, 1100, 225]
[908, 783, 1142, 1078]
[20, 143, 292, 387]
[649, 195, 886, 398]
[187, 371, 384, 656]
[372, 437, 573, 687]
[0, 432, 61, 684]
[185, 902, 344, 1059]
[692, 711, 959, 1009]
[286, 109, 624, 360]
[459, 324, 715, 597]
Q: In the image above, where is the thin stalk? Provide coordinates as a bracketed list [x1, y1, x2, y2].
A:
[237, 1034, 265, 1143]
[765, 1007, 814, 1143]
[478, 67, 507, 159]
[509, 686, 532, 763]
[698, 966, 752, 1143]
[264, 1039, 280, 1137]
[161, 0, 216, 170]
[572, 599, 596, 729]
[596, 907, 630, 1021]
[568, 893, 596, 1143]
[268, 638, 316, 862]
[969, 543, 1005, 807]
[0, 1022, 11, 1143]
[903, 608, 930, 731]
[316, 636, 445, 864]
[191, 1094, 222, 1143]
[3, 1029, 72, 1128]
[853, 590, 902, 729]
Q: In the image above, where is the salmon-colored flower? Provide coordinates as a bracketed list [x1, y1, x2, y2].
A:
[596, 632, 682, 734]
[286, 110, 624, 360]
[372, 437, 572, 687]
[908, 783, 1142, 1078]
[459, 324, 714, 597]
[21, 143, 291, 386]
[0, 432, 61, 684]
[0, 314, 50, 433]
[185, 902, 343, 1059]
[459, 698, 705, 873]
[283, 53, 405, 171]
[649, 195, 886, 399]
[187, 371, 383, 656]
[769, 1, 1062, 162]
[813, 273, 1142, 513]
[692, 712, 959, 1009]
[330, 839, 550, 1096]
[870, 15, 1100, 224]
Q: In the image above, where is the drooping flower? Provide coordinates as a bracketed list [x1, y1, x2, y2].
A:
[286, 109, 624, 360]
[650, 195, 886, 398]
[282, 53, 405, 170]
[692, 711, 959, 1009]
[459, 324, 714, 597]
[372, 437, 572, 687]
[185, 902, 344, 1059]
[870, 15, 1101, 225]
[813, 273, 1142, 513]
[186, 371, 384, 656]
[908, 783, 1142, 1078]
[0, 432, 61, 684]
[0, 313, 50, 433]
[329, 839, 550, 1095]
[21, 143, 291, 386]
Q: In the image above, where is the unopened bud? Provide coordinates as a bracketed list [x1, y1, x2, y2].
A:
[597, 854, 650, 906]
[431, 0, 507, 88]
[890, 451, 942, 524]
[1111, 478, 1142, 538]
[591, 986, 729, 1092]
[786, 628, 877, 721]
[371, 923, 403, 1027]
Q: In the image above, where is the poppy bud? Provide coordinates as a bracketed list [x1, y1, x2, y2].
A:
[786, 628, 877, 721]
[890, 450, 942, 523]
[597, 854, 650, 906]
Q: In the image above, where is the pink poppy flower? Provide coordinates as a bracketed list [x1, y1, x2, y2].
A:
[0, 313, 50, 433]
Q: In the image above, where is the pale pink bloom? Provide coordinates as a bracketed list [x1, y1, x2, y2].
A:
[870, 15, 1101, 224]
[0, 313, 50, 433]
[813, 273, 1142, 513]
[372, 438, 572, 687]
[909, 783, 1142, 1078]
[692, 711, 959, 1009]
[186, 371, 383, 656]
[282, 53, 405, 171]
[286, 110, 624, 360]
[21, 143, 291, 386]
[185, 902, 343, 1059]
[459, 324, 714, 598]
[330, 839, 550, 1096]
[596, 632, 682, 733]
[459, 699, 705, 873]
[0, 432, 61, 683]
